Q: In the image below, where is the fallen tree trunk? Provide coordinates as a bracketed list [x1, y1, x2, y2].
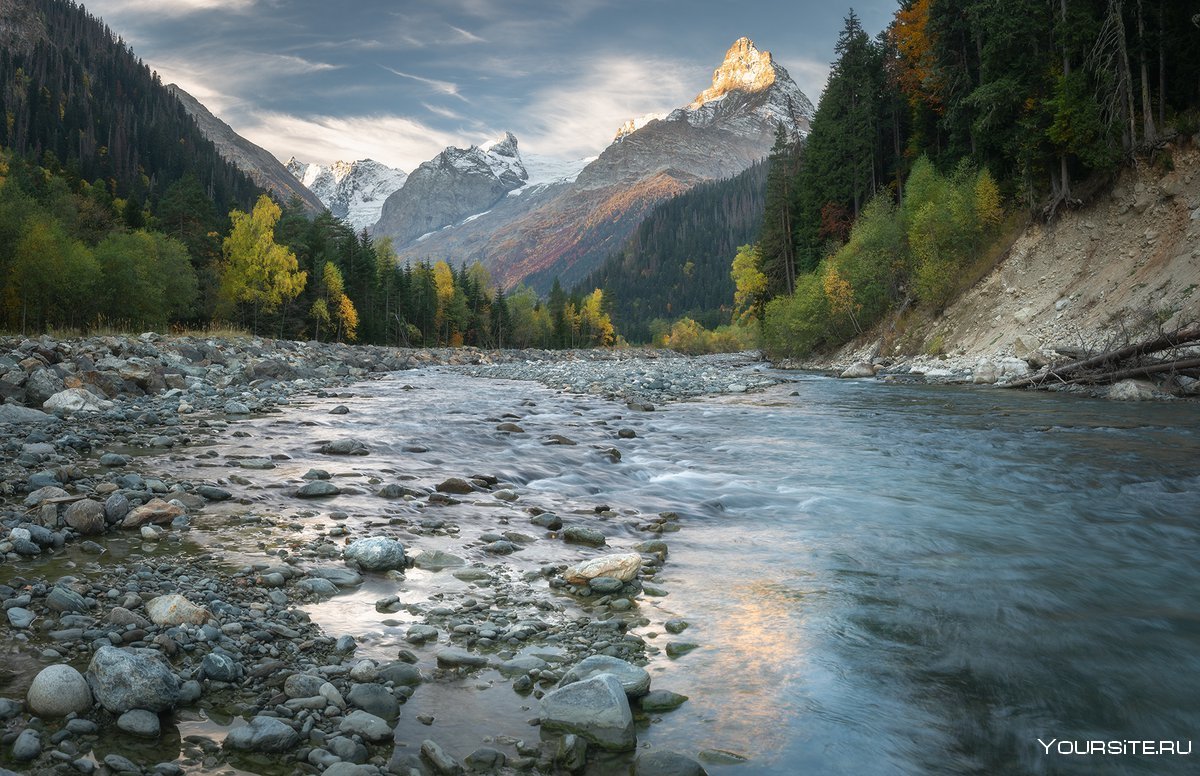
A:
[1006, 322, 1200, 389]
[1064, 356, 1200, 385]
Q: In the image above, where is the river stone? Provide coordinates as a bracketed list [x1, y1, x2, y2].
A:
[839, 362, 876, 379]
[122, 497, 184, 528]
[540, 673, 635, 751]
[405, 625, 438, 644]
[23, 485, 68, 507]
[376, 662, 424, 687]
[63, 499, 106, 535]
[196, 485, 232, 501]
[436, 477, 474, 494]
[104, 492, 131, 523]
[588, 576, 623, 594]
[496, 422, 524, 433]
[412, 549, 465, 570]
[344, 537, 406, 571]
[223, 400, 250, 414]
[11, 729, 41, 761]
[312, 567, 363, 587]
[634, 751, 708, 776]
[46, 585, 88, 613]
[296, 578, 339, 597]
[146, 594, 210, 626]
[224, 715, 300, 752]
[563, 526, 606, 547]
[117, 708, 161, 737]
[640, 690, 689, 712]
[323, 765, 375, 776]
[1107, 379, 1158, 401]
[563, 553, 642, 585]
[665, 641, 700, 658]
[421, 739, 462, 774]
[0, 404, 54, 424]
[321, 438, 369, 455]
[27, 665, 92, 717]
[347, 683, 398, 720]
[87, 646, 181, 712]
[560, 656, 650, 698]
[200, 652, 242, 682]
[296, 480, 341, 498]
[99, 452, 128, 467]
[339, 709, 392, 743]
[530, 513, 563, 530]
[43, 388, 112, 413]
[7, 608, 34, 629]
[284, 674, 325, 699]
[436, 648, 488, 669]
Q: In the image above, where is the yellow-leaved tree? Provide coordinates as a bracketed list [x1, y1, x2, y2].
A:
[219, 195, 307, 332]
[310, 262, 358, 342]
[730, 244, 768, 325]
[822, 262, 862, 335]
[578, 289, 615, 346]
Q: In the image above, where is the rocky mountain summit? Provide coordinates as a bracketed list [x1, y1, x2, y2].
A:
[373, 132, 532, 247]
[286, 158, 408, 232]
[389, 37, 813, 290]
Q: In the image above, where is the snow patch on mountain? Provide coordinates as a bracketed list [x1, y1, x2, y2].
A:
[286, 157, 407, 232]
[614, 113, 667, 142]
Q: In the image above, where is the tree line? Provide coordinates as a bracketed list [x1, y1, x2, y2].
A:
[0, 148, 616, 348]
[735, 1, 1199, 359]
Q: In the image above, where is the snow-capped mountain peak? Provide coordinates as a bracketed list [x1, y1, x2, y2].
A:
[614, 113, 667, 142]
[286, 157, 408, 232]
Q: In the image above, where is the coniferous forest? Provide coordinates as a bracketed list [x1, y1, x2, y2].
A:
[0, 0, 615, 347]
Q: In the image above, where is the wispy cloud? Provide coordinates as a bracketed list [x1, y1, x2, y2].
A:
[238, 112, 467, 171]
[380, 66, 467, 101]
[519, 55, 697, 158]
[448, 25, 485, 44]
[87, 0, 257, 17]
[422, 102, 466, 121]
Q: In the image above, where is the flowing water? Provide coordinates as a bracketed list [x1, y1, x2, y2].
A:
[161, 369, 1200, 774]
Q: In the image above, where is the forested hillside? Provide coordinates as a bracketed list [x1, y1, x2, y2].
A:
[0, 0, 260, 214]
[579, 160, 766, 342]
[740, 1, 1200, 359]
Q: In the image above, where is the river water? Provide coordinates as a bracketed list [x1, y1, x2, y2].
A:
[174, 368, 1200, 775]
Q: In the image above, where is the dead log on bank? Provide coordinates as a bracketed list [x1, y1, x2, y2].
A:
[1005, 322, 1200, 389]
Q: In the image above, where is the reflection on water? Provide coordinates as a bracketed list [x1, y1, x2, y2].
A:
[135, 370, 1200, 773]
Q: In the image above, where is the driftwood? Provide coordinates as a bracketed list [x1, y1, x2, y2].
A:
[1006, 322, 1200, 389]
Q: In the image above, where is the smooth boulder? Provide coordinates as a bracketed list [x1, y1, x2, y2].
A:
[563, 553, 642, 585]
[87, 646, 181, 713]
[27, 665, 92, 717]
[540, 673, 635, 751]
[224, 715, 300, 752]
[344, 537, 406, 571]
[121, 498, 184, 529]
[634, 751, 708, 776]
[560, 655, 650, 698]
[64, 500, 107, 535]
[145, 594, 210, 626]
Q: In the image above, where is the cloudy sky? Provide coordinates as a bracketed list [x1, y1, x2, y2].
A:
[86, 0, 896, 171]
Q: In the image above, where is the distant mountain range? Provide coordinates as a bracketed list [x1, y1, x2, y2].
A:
[285, 158, 408, 232]
[378, 37, 812, 291]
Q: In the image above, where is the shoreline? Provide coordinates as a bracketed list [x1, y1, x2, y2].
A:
[0, 334, 778, 775]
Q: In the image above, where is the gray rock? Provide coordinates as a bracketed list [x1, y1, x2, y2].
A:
[224, 715, 300, 752]
[634, 750, 708, 776]
[421, 739, 463, 775]
[284, 674, 325, 699]
[560, 655, 650, 698]
[347, 683, 398, 720]
[22, 485, 68, 507]
[12, 728, 41, 761]
[529, 513, 563, 530]
[296, 577, 339, 597]
[1107, 379, 1159, 401]
[405, 624, 439, 644]
[103, 754, 140, 772]
[0, 698, 23, 720]
[412, 550, 465, 570]
[376, 662, 424, 687]
[540, 673, 635, 751]
[330, 405, 350, 414]
[64, 499, 107, 535]
[322, 764, 376, 776]
[339, 709, 392, 743]
[223, 400, 250, 414]
[196, 485, 232, 501]
[839, 362, 876, 379]
[86, 646, 181, 713]
[312, 567, 363, 587]
[0, 404, 54, 424]
[44, 388, 112, 413]
[344, 537, 406, 571]
[588, 576, 623, 594]
[117, 708, 161, 737]
[665, 641, 700, 658]
[296, 480, 341, 498]
[562, 526, 606, 547]
[99, 452, 128, 467]
[47, 586, 88, 613]
[7, 608, 34, 629]
[27, 664, 92, 717]
[320, 438, 369, 455]
[436, 477, 474, 494]
[640, 690, 689, 712]
[436, 648, 488, 669]
[200, 652, 242, 682]
[104, 492, 131, 523]
[465, 746, 506, 772]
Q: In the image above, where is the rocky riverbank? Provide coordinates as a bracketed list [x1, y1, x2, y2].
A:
[0, 334, 770, 776]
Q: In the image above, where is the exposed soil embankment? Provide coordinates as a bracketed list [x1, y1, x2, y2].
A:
[805, 144, 1200, 397]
